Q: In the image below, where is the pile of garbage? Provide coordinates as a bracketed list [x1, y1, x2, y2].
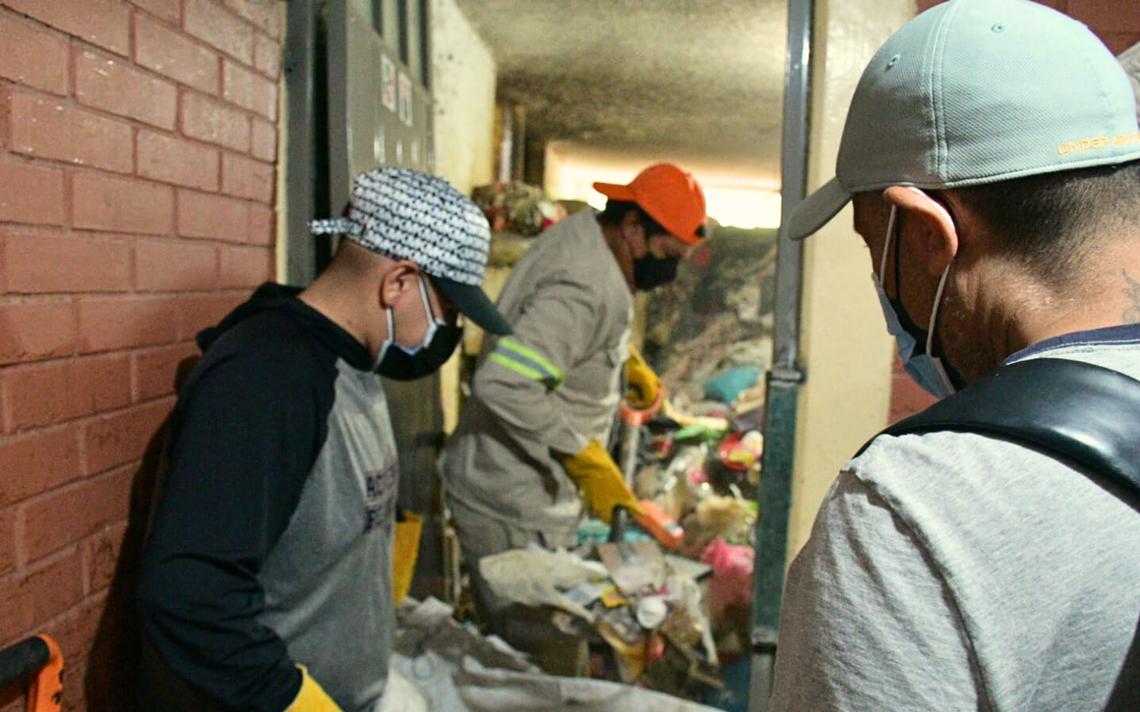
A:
[475, 417, 758, 709]
[389, 596, 729, 711]
[643, 225, 778, 434]
[470, 181, 566, 238]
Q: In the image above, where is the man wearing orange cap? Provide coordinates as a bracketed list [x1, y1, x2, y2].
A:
[440, 163, 706, 637]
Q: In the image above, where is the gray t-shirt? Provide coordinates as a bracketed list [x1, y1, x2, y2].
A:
[770, 325, 1140, 711]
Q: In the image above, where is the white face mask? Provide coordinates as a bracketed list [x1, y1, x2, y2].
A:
[871, 204, 956, 399]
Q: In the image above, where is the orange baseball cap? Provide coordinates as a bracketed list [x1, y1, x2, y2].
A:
[593, 163, 707, 244]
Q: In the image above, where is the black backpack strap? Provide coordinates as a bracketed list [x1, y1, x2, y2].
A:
[858, 356, 1140, 712]
[858, 358, 1140, 501]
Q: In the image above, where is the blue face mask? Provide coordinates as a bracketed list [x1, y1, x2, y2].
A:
[872, 204, 956, 399]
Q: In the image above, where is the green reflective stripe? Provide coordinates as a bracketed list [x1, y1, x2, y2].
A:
[488, 352, 545, 382]
[495, 339, 564, 383]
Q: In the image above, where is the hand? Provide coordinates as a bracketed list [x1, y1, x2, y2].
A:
[285, 666, 345, 712]
[625, 344, 664, 411]
[556, 440, 643, 523]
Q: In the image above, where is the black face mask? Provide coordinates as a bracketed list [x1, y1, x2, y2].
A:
[374, 276, 463, 381]
[375, 322, 462, 381]
[633, 255, 679, 291]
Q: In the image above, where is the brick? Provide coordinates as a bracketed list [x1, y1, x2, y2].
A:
[75, 49, 177, 129]
[135, 14, 220, 95]
[77, 295, 178, 354]
[178, 189, 249, 241]
[181, 91, 251, 151]
[135, 341, 199, 400]
[0, 508, 14, 575]
[1102, 32, 1140, 55]
[129, 0, 182, 24]
[223, 60, 277, 120]
[135, 238, 218, 291]
[0, 425, 80, 507]
[248, 203, 274, 246]
[253, 33, 281, 79]
[250, 117, 276, 162]
[137, 130, 219, 191]
[72, 173, 173, 236]
[4, 0, 131, 56]
[0, 550, 85, 642]
[1070, 0, 1140, 34]
[174, 292, 244, 340]
[86, 522, 126, 592]
[0, 299, 75, 366]
[59, 656, 89, 712]
[66, 355, 133, 417]
[220, 245, 271, 288]
[0, 162, 64, 226]
[24, 468, 133, 561]
[0, 11, 69, 94]
[3, 355, 132, 430]
[41, 593, 104, 670]
[3, 230, 132, 294]
[185, 0, 254, 64]
[223, 0, 283, 40]
[222, 152, 273, 203]
[83, 399, 171, 475]
[8, 93, 134, 173]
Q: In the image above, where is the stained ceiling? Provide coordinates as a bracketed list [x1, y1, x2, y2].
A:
[452, 0, 789, 183]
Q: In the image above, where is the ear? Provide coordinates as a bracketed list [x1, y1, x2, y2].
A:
[378, 261, 419, 310]
[883, 186, 959, 276]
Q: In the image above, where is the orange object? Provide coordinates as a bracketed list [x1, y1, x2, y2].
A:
[633, 500, 684, 550]
[592, 164, 706, 244]
[27, 635, 63, 712]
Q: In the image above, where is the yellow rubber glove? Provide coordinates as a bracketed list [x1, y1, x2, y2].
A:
[556, 440, 643, 523]
[625, 344, 663, 411]
[286, 666, 345, 712]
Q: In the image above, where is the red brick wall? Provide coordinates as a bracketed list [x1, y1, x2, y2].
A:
[893, 0, 1140, 422]
[0, 1, 282, 710]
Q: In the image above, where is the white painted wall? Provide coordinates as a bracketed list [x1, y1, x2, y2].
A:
[430, 0, 498, 431]
[430, 0, 496, 195]
[786, 0, 915, 560]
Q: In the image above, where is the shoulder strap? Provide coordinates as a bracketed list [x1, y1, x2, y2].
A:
[859, 358, 1140, 501]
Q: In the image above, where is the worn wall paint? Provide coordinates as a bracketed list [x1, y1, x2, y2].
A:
[787, 0, 914, 561]
[430, 0, 497, 432]
[430, 0, 496, 196]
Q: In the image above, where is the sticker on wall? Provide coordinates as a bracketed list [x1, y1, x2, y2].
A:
[381, 55, 397, 113]
[398, 72, 413, 127]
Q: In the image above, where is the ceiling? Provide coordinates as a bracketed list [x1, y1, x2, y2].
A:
[452, 0, 790, 185]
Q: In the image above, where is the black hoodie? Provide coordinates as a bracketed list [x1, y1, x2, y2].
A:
[137, 283, 398, 712]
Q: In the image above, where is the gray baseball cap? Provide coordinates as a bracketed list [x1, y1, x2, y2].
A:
[787, 0, 1140, 241]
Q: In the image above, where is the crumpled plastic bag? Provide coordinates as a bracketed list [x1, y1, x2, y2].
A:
[479, 545, 608, 620]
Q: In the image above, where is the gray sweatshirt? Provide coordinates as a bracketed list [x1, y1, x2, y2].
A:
[770, 324, 1140, 711]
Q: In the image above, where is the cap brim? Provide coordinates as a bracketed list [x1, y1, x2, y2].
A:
[785, 178, 853, 241]
[592, 181, 636, 201]
[433, 277, 512, 335]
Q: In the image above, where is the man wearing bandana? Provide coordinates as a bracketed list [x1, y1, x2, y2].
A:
[136, 168, 509, 712]
[441, 163, 706, 637]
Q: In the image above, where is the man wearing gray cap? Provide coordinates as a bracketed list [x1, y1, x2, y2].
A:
[137, 168, 510, 712]
[770, 1, 1140, 710]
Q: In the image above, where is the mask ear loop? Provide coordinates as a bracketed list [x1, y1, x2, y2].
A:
[880, 205, 898, 278]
